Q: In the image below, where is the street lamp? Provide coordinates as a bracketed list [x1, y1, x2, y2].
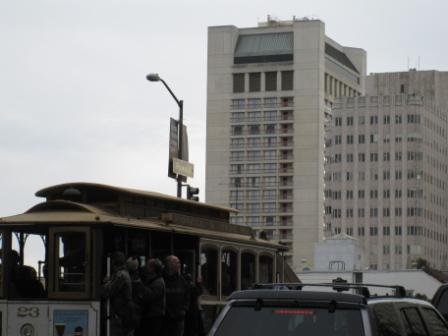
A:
[146, 73, 184, 198]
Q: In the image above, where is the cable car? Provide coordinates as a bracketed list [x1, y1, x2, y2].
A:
[0, 182, 292, 335]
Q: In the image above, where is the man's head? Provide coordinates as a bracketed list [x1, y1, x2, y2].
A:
[147, 258, 163, 276]
[164, 255, 181, 275]
[111, 251, 126, 269]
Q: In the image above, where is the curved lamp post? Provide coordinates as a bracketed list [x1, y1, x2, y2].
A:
[146, 73, 184, 198]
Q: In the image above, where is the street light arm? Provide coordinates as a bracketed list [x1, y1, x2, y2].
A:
[159, 78, 182, 108]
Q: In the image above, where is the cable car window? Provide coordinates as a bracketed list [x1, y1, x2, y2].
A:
[201, 247, 218, 296]
[259, 255, 273, 283]
[241, 252, 256, 290]
[221, 249, 237, 296]
[9, 231, 47, 298]
[55, 231, 87, 292]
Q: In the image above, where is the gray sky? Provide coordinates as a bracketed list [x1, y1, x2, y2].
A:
[1, 0, 448, 216]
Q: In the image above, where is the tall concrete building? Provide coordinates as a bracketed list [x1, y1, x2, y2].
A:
[324, 70, 448, 270]
[205, 17, 366, 270]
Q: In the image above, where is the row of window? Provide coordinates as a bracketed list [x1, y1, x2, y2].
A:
[230, 203, 293, 213]
[335, 94, 423, 108]
[230, 136, 293, 149]
[329, 207, 423, 218]
[230, 163, 293, 175]
[333, 225, 422, 237]
[230, 149, 293, 162]
[326, 170, 421, 182]
[230, 176, 293, 188]
[230, 215, 293, 227]
[326, 188, 424, 200]
[230, 110, 293, 123]
[331, 134, 422, 145]
[231, 97, 294, 110]
[328, 151, 423, 163]
[334, 114, 421, 126]
[324, 73, 360, 98]
[231, 123, 293, 135]
[233, 71, 294, 93]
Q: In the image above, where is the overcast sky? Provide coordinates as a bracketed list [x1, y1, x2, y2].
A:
[1, 0, 447, 217]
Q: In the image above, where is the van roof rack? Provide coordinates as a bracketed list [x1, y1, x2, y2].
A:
[253, 282, 406, 298]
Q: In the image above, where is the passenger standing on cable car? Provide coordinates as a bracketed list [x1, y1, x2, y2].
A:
[161, 255, 190, 336]
[136, 258, 166, 336]
[102, 252, 134, 336]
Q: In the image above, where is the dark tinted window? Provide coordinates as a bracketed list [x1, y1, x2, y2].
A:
[249, 72, 261, 92]
[221, 250, 237, 296]
[265, 72, 277, 91]
[421, 308, 448, 336]
[401, 307, 428, 336]
[215, 306, 364, 336]
[435, 288, 448, 319]
[233, 73, 245, 93]
[372, 303, 402, 336]
[281, 71, 293, 90]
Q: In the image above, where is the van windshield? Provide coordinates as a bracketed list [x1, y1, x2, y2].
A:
[215, 306, 364, 336]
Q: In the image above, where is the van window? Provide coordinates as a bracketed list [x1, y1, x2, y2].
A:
[400, 307, 428, 336]
[371, 303, 401, 336]
[421, 308, 448, 335]
[215, 306, 364, 336]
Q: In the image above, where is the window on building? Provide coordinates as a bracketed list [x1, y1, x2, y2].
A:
[358, 190, 365, 199]
[359, 116, 365, 125]
[383, 115, 390, 124]
[335, 117, 342, 126]
[265, 72, 277, 91]
[281, 71, 293, 90]
[249, 72, 261, 92]
[347, 135, 354, 144]
[233, 73, 245, 93]
[358, 153, 365, 162]
[347, 117, 354, 126]
[358, 208, 365, 218]
[358, 134, 365, 144]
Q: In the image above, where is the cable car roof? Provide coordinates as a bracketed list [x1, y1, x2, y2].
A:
[35, 182, 238, 213]
[0, 200, 283, 250]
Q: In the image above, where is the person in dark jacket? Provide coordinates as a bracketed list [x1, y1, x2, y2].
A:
[103, 252, 134, 336]
[161, 255, 190, 336]
[183, 274, 205, 336]
[136, 258, 166, 336]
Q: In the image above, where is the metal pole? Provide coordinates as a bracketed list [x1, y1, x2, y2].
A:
[177, 100, 184, 198]
[106, 256, 111, 336]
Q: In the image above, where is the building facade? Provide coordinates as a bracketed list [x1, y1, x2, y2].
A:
[206, 18, 366, 270]
[324, 70, 448, 270]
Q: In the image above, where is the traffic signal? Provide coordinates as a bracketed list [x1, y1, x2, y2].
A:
[187, 186, 199, 201]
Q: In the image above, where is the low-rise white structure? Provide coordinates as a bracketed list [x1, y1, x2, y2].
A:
[314, 233, 365, 271]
